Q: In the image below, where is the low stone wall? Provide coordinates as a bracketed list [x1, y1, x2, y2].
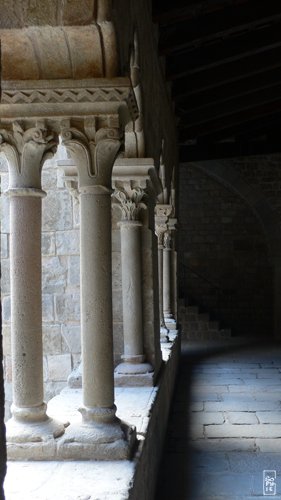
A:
[129, 332, 181, 500]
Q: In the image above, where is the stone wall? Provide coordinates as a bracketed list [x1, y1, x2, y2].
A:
[178, 163, 274, 339]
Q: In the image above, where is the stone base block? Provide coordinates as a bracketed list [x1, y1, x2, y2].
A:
[114, 371, 154, 387]
[57, 419, 136, 460]
[6, 416, 67, 460]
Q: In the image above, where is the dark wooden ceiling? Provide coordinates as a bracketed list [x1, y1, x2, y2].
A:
[152, 0, 281, 161]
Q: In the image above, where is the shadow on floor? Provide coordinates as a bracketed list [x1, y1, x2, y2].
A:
[154, 338, 281, 500]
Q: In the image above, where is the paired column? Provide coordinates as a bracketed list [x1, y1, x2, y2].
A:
[59, 120, 135, 459]
[0, 123, 65, 456]
[113, 185, 153, 382]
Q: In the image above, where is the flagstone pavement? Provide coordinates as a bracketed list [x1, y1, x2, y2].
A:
[155, 339, 281, 499]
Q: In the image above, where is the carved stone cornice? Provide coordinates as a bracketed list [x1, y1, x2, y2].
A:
[113, 186, 146, 221]
[60, 117, 121, 190]
[0, 78, 138, 124]
[0, 121, 58, 189]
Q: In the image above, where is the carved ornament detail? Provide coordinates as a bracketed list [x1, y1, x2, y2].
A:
[60, 118, 121, 189]
[0, 121, 58, 189]
[113, 186, 146, 221]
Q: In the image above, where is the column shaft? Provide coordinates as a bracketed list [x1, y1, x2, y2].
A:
[10, 194, 44, 410]
[163, 247, 172, 319]
[80, 190, 114, 411]
[120, 221, 143, 358]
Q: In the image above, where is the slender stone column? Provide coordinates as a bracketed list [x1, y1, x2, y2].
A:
[113, 186, 153, 380]
[155, 223, 169, 342]
[59, 120, 135, 459]
[163, 230, 173, 320]
[155, 204, 173, 342]
[0, 123, 65, 455]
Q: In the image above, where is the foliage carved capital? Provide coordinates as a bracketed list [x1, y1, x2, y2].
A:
[60, 117, 121, 190]
[0, 121, 58, 189]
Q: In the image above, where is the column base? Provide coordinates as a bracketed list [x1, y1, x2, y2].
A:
[57, 418, 136, 460]
[6, 415, 67, 460]
[114, 361, 154, 386]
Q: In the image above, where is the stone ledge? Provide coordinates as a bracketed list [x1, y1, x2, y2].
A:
[4, 332, 180, 499]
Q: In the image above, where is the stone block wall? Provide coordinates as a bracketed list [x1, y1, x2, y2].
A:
[178, 163, 273, 339]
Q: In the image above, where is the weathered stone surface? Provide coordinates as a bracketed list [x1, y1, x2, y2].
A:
[1, 25, 117, 80]
[42, 232, 56, 256]
[112, 289, 123, 322]
[0, 193, 10, 233]
[47, 354, 72, 382]
[42, 294, 55, 322]
[67, 256, 80, 287]
[61, 324, 81, 354]
[55, 294, 80, 322]
[43, 191, 73, 231]
[42, 168, 58, 190]
[42, 256, 68, 293]
[2, 296, 10, 323]
[1, 233, 8, 259]
[56, 230, 79, 255]
[0, 259, 10, 295]
[112, 252, 122, 290]
[2, 326, 11, 356]
[43, 325, 62, 355]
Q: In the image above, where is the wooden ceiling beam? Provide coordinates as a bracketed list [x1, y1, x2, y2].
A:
[179, 139, 281, 162]
[159, 0, 281, 55]
[172, 45, 281, 94]
[175, 66, 281, 110]
[178, 83, 281, 126]
[166, 21, 281, 79]
[179, 98, 281, 140]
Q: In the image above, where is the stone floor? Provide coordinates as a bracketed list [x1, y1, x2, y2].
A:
[155, 339, 281, 499]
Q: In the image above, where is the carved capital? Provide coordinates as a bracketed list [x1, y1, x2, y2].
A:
[0, 121, 58, 189]
[60, 117, 121, 190]
[155, 204, 173, 219]
[163, 230, 172, 250]
[155, 222, 168, 247]
[113, 185, 146, 221]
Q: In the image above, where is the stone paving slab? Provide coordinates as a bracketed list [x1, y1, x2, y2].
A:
[226, 412, 259, 424]
[205, 423, 281, 438]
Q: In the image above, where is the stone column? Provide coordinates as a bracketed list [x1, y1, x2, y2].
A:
[113, 185, 153, 383]
[59, 120, 135, 459]
[0, 123, 65, 456]
[163, 230, 173, 320]
[155, 204, 173, 342]
[165, 218, 178, 331]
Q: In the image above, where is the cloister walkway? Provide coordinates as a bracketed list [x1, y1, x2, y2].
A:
[155, 339, 281, 499]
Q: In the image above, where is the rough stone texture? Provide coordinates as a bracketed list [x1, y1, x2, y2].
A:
[178, 164, 273, 339]
[0, 306, 7, 499]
